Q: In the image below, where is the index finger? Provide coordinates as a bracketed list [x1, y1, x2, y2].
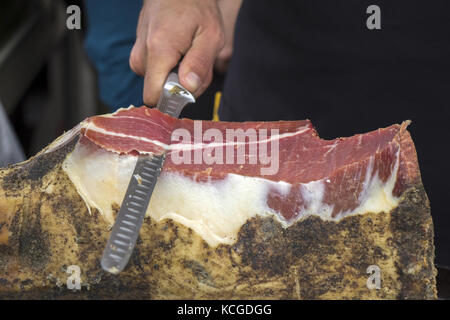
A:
[143, 42, 181, 106]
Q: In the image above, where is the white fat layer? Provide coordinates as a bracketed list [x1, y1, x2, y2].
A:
[341, 151, 401, 218]
[63, 143, 138, 216]
[298, 180, 334, 220]
[296, 151, 401, 221]
[150, 173, 292, 245]
[62, 139, 401, 248]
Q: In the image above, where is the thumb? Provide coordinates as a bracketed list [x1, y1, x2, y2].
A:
[179, 30, 225, 96]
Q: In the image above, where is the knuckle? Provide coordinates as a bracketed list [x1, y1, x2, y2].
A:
[202, 12, 225, 46]
[191, 54, 212, 76]
[129, 48, 144, 75]
[146, 30, 166, 52]
[210, 24, 225, 48]
[218, 46, 232, 59]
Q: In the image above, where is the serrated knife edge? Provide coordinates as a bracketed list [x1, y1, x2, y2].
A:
[101, 71, 195, 274]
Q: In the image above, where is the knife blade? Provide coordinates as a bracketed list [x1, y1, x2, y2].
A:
[101, 71, 195, 274]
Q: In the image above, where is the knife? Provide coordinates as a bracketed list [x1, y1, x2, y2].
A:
[101, 70, 195, 274]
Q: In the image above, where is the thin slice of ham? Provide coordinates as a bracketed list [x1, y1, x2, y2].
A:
[55, 106, 422, 246]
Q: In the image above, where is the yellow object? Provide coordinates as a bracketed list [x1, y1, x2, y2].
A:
[213, 91, 221, 121]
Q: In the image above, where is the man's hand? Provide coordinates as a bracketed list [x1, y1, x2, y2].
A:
[130, 0, 226, 106]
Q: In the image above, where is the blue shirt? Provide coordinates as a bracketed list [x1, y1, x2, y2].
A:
[84, 0, 144, 111]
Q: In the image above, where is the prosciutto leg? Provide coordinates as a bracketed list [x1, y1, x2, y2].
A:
[0, 106, 436, 299]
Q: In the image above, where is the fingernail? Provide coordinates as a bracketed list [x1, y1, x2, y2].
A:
[185, 72, 201, 93]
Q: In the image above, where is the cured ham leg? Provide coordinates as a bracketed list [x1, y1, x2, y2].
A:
[0, 106, 436, 299]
